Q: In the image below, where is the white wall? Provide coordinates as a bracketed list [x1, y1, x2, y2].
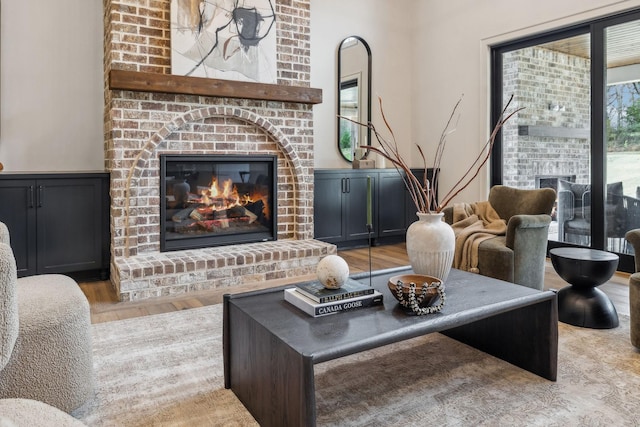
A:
[0, 0, 104, 172]
[410, 0, 640, 204]
[3, 0, 640, 190]
[310, 0, 415, 169]
[311, 0, 640, 204]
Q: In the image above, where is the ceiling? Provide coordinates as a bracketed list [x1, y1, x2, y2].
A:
[539, 20, 640, 69]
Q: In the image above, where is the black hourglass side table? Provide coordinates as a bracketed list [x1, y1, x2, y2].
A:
[549, 247, 619, 329]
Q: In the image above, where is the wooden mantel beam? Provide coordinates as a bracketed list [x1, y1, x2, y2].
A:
[108, 69, 323, 105]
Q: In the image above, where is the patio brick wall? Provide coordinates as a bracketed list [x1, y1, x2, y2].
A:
[502, 47, 591, 188]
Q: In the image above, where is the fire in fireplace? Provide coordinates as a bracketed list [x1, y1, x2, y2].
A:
[160, 154, 277, 251]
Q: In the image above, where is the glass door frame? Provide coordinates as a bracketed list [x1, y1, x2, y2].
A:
[490, 9, 640, 273]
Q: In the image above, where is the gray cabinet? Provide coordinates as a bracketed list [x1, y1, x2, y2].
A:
[0, 172, 110, 279]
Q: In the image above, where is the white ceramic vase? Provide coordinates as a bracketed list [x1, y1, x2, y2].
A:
[406, 212, 455, 282]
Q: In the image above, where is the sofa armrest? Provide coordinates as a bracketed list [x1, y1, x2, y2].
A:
[0, 222, 10, 245]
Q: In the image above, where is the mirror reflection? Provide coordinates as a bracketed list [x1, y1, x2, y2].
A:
[337, 36, 371, 162]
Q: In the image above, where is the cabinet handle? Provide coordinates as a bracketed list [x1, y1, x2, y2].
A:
[345, 178, 350, 193]
[37, 186, 44, 207]
[28, 186, 35, 208]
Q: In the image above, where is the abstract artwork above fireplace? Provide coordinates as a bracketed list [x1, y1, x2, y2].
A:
[170, 0, 277, 83]
[160, 154, 277, 252]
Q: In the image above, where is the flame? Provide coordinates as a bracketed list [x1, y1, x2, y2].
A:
[199, 178, 269, 218]
[209, 178, 220, 198]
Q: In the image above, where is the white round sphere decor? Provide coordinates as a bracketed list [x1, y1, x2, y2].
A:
[316, 255, 350, 289]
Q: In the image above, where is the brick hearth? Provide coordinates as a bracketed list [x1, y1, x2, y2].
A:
[104, 0, 334, 301]
[114, 240, 333, 300]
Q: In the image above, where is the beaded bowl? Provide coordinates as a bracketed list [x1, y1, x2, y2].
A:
[387, 274, 445, 315]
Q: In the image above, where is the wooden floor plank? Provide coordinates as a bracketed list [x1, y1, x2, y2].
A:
[78, 243, 631, 323]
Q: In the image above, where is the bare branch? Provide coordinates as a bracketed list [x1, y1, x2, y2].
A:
[339, 93, 521, 214]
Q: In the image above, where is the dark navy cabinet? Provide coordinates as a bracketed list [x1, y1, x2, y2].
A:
[314, 168, 433, 247]
[377, 170, 411, 237]
[0, 172, 110, 279]
[314, 170, 375, 244]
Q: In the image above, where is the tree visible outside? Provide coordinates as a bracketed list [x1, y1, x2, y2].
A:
[607, 82, 640, 152]
[339, 121, 354, 160]
[607, 82, 640, 197]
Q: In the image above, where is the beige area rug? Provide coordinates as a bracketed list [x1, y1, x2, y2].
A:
[72, 303, 640, 426]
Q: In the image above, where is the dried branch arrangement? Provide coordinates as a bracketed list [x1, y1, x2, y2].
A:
[344, 94, 522, 213]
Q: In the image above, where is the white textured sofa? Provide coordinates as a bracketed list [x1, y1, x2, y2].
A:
[0, 398, 87, 426]
[0, 222, 94, 413]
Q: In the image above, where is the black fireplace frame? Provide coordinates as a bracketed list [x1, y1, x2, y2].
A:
[160, 154, 278, 252]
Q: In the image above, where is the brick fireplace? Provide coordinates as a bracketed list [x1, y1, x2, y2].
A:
[104, 0, 334, 301]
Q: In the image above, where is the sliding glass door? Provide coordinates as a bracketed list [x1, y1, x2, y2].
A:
[491, 10, 640, 272]
[604, 19, 640, 259]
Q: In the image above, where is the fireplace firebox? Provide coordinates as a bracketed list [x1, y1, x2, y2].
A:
[160, 154, 277, 252]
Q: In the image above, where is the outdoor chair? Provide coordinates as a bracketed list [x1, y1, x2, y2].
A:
[624, 196, 640, 236]
[557, 180, 625, 246]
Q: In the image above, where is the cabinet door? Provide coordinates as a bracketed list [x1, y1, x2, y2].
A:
[313, 173, 346, 242]
[344, 173, 375, 240]
[36, 178, 105, 274]
[0, 180, 37, 276]
[378, 172, 409, 237]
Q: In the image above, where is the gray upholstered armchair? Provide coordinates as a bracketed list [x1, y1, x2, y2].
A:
[442, 185, 556, 290]
[624, 229, 640, 349]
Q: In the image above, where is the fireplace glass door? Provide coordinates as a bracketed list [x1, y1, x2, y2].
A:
[160, 155, 277, 251]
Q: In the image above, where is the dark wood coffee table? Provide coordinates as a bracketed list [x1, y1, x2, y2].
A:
[223, 267, 558, 427]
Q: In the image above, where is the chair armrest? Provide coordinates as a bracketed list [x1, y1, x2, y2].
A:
[505, 214, 552, 249]
[557, 190, 574, 222]
[627, 229, 640, 250]
[583, 190, 591, 220]
[505, 214, 552, 290]
[626, 229, 640, 273]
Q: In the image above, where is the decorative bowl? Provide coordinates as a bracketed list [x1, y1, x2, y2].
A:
[388, 274, 443, 308]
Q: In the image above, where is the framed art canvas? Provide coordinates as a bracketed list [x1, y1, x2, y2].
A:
[171, 0, 277, 84]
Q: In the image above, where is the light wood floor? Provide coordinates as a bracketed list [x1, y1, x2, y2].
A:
[79, 243, 631, 323]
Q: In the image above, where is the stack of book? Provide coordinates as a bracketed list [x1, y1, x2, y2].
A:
[284, 278, 383, 317]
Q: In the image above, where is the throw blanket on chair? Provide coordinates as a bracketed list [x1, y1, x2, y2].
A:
[451, 201, 507, 273]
